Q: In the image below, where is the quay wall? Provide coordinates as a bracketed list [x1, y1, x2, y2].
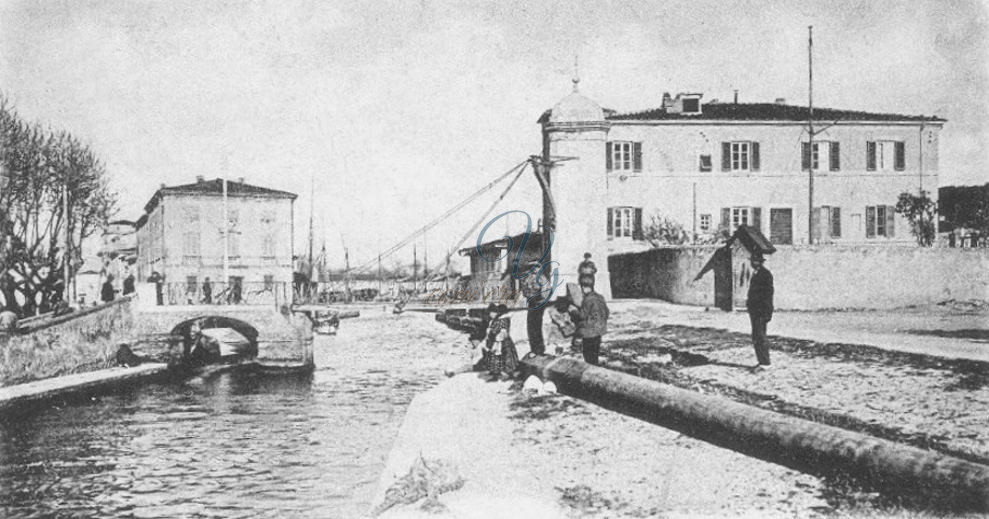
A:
[0, 297, 137, 387]
[610, 246, 989, 310]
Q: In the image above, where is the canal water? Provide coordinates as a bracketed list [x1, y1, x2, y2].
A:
[0, 311, 467, 518]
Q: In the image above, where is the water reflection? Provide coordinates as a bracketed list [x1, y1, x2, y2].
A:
[0, 312, 466, 518]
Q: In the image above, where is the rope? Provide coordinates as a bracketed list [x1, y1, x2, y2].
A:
[348, 158, 529, 274]
[424, 161, 529, 282]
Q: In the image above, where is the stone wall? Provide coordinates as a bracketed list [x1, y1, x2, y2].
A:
[0, 298, 136, 387]
[609, 246, 989, 310]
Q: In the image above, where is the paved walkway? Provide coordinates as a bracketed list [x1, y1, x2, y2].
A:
[0, 364, 169, 411]
[611, 299, 989, 363]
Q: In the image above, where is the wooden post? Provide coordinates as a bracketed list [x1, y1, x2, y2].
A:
[521, 356, 989, 511]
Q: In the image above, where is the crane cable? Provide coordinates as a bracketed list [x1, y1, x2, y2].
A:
[348, 158, 529, 274]
[424, 160, 529, 282]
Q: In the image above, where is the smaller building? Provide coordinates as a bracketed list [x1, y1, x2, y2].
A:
[459, 231, 548, 302]
[98, 219, 137, 296]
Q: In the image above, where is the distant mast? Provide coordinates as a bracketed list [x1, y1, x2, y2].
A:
[807, 25, 815, 245]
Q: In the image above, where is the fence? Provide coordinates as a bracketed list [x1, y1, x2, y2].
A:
[160, 281, 290, 308]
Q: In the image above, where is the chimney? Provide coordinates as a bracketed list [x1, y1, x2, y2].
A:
[196, 175, 205, 183]
[775, 98, 786, 105]
[662, 92, 674, 110]
[237, 177, 245, 184]
[159, 183, 166, 189]
[733, 90, 739, 104]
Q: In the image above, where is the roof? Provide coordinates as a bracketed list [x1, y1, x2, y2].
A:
[459, 232, 545, 256]
[607, 102, 945, 123]
[141, 178, 297, 215]
[549, 90, 604, 123]
[730, 225, 776, 255]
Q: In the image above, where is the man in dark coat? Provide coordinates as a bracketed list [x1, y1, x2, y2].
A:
[569, 274, 609, 365]
[122, 273, 136, 295]
[202, 277, 213, 304]
[519, 261, 551, 355]
[101, 275, 115, 303]
[746, 252, 774, 370]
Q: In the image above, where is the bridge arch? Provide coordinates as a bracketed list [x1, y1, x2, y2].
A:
[169, 315, 260, 360]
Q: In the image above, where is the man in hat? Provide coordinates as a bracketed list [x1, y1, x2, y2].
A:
[569, 274, 609, 365]
[746, 251, 774, 370]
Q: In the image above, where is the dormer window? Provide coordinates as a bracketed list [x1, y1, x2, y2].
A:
[668, 93, 703, 115]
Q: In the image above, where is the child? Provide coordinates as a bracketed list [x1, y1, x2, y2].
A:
[569, 275, 610, 365]
[482, 303, 519, 380]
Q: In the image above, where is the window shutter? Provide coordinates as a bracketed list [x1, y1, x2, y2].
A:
[606, 142, 613, 171]
[633, 208, 643, 240]
[722, 143, 731, 171]
[866, 142, 876, 171]
[830, 142, 840, 171]
[751, 207, 762, 232]
[886, 205, 896, 237]
[801, 142, 811, 170]
[751, 142, 760, 171]
[606, 208, 613, 239]
[894, 141, 905, 171]
[866, 206, 876, 238]
[831, 207, 841, 238]
[812, 208, 822, 243]
[633, 142, 643, 172]
[721, 207, 730, 231]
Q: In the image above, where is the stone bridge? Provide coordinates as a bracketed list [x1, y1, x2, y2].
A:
[0, 288, 313, 387]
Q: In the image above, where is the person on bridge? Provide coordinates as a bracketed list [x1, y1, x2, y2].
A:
[746, 251, 775, 371]
[202, 277, 213, 304]
[569, 274, 609, 366]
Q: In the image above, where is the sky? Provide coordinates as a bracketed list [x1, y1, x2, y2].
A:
[2, 0, 987, 270]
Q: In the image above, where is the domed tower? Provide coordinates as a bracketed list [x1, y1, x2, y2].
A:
[539, 77, 611, 298]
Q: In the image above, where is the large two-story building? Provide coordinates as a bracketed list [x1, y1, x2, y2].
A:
[134, 177, 297, 299]
[538, 82, 945, 294]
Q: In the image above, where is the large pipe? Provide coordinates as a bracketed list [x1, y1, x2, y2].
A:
[521, 356, 989, 511]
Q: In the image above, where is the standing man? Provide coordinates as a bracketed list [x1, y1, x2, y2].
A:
[123, 272, 136, 295]
[569, 274, 609, 365]
[101, 275, 116, 303]
[202, 277, 213, 304]
[520, 261, 551, 356]
[746, 252, 774, 370]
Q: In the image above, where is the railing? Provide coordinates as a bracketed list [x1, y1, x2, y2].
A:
[158, 282, 290, 308]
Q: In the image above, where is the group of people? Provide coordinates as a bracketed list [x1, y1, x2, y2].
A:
[100, 273, 136, 304]
[467, 248, 775, 379]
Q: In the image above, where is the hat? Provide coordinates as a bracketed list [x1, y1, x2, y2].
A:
[487, 303, 509, 316]
[578, 274, 595, 287]
[583, 252, 592, 259]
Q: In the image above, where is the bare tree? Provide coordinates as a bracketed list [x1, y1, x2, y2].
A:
[0, 94, 117, 316]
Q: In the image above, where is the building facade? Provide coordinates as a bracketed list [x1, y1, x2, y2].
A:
[135, 177, 296, 299]
[539, 86, 945, 294]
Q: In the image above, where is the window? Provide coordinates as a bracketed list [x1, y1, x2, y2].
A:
[721, 141, 760, 171]
[802, 141, 841, 171]
[227, 208, 239, 228]
[682, 98, 700, 113]
[698, 154, 712, 172]
[814, 206, 842, 242]
[182, 231, 200, 256]
[228, 234, 240, 258]
[866, 141, 905, 171]
[606, 141, 642, 172]
[699, 214, 712, 232]
[186, 206, 200, 223]
[186, 276, 197, 293]
[607, 207, 643, 240]
[262, 234, 276, 258]
[866, 205, 896, 238]
[721, 206, 762, 232]
[769, 208, 793, 245]
[263, 274, 274, 290]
